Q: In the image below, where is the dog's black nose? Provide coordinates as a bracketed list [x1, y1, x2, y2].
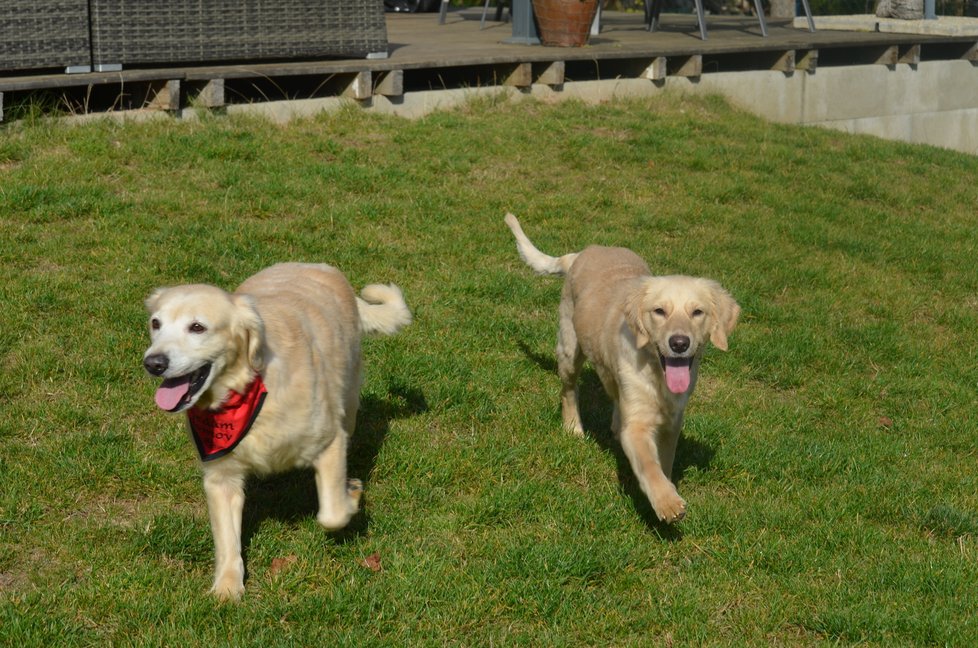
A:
[143, 354, 169, 376]
[669, 335, 690, 354]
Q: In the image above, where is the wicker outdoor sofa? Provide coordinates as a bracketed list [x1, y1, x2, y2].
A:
[0, 1, 92, 73]
[1, 0, 389, 74]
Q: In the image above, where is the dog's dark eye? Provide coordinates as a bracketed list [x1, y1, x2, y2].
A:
[189, 322, 207, 334]
[692, 309, 704, 317]
[150, 318, 161, 330]
[653, 308, 667, 317]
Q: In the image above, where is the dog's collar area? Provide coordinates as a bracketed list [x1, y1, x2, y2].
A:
[155, 363, 212, 412]
[187, 375, 268, 462]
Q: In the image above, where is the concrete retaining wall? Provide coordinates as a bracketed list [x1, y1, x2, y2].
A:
[687, 60, 978, 154]
[220, 59, 978, 155]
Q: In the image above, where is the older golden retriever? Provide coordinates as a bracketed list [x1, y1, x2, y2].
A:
[505, 214, 739, 523]
[143, 263, 411, 599]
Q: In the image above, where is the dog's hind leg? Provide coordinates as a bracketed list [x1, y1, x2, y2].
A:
[556, 287, 585, 436]
[203, 471, 247, 600]
[592, 364, 621, 436]
[313, 419, 361, 531]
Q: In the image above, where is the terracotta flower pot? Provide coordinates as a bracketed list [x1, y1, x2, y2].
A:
[532, 0, 599, 47]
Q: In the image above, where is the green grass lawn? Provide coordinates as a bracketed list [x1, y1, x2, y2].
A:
[2, 94, 977, 646]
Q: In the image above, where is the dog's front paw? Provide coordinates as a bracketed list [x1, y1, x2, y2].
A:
[561, 398, 585, 437]
[651, 488, 687, 524]
[211, 572, 245, 602]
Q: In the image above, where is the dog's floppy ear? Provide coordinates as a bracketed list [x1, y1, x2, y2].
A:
[232, 294, 265, 372]
[144, 287, 169, 314]
[708, 283, 740, 351]
[624, 281, 654, 349]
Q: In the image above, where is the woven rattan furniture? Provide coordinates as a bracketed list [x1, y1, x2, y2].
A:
[89, 0, 389, 71]
[0, 0, 92, 73]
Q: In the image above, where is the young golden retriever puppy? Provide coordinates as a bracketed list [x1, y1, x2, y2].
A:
[505, 214, 739, 523]
[143, 263, 411, 600]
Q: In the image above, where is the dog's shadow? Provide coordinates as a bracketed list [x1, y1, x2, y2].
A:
[241, 380, 427, 550]
[518, 341, 714, 540]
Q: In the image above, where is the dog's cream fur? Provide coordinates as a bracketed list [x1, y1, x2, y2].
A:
[143, 263, 411, 599]
[505, 214, 739, 523]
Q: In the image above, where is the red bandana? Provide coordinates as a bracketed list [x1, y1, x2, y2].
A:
[187, 376, 268, 462]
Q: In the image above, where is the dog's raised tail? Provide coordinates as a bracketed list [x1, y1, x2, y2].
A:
[357, 283, 412, 335]
[504, 213, 578, 276]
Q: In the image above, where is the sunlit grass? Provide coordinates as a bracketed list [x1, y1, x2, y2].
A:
[2, 94, 978, 645]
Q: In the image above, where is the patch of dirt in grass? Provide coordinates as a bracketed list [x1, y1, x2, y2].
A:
[65, 495, 143, 525]
[0, 569, 26, 592]
[64, 493, 199, 535]
[588, 126, 630, 141]
[769, 622, 830, 646]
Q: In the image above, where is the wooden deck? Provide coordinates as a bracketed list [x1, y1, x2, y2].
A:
[2, 9, 977, 119]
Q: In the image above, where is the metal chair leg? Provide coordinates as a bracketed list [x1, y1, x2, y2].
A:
[694, 0, 707, 39]
[647, 0, 706, 39]
[799, 0, 816, 32]
[753, 0, 767, 36]
[646, 0, 661, 32]
[480, 0, 509, 29]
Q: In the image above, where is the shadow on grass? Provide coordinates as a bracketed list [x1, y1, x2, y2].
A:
[241, 381, 427, 551]
[518, 341, 714, 540]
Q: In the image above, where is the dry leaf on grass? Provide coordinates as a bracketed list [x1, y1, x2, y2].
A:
[270, 555, 298, 576]
[360, 552, 382, 572]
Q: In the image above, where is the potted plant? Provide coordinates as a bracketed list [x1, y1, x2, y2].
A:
[532, 0, 600, 47]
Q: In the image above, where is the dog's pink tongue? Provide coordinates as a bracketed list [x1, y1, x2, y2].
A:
[665, 362, 691, 394]
[155, 377, 190, 411]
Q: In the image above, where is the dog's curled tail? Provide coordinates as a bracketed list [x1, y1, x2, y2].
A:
[357, 283, 412, 335]
[504, 213, 578, 276]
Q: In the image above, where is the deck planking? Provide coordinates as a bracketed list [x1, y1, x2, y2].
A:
[1, 10, 976, 118]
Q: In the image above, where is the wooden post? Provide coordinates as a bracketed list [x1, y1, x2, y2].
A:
[504, 63, 532, 88]
[771, 51, 796, 74]
[374, 70, 403, 98]
[198, 79, 225, 108]
[342, 71, 372, 101]
[672, 55, 702, 78]
[536, 61, 565, 87]
[147, 80, 180, 112]
[875, 46, 899, 66]
[899, 45, 921, 66]
[797, 49, 819, 73]
[642, 57, 668, 81]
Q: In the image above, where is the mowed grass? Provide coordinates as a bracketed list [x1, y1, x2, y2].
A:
[2, 94, 978, 646]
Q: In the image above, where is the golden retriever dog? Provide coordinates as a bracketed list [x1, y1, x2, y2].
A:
[504, 214, 739, 524]
[142, 263, 411, 600]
